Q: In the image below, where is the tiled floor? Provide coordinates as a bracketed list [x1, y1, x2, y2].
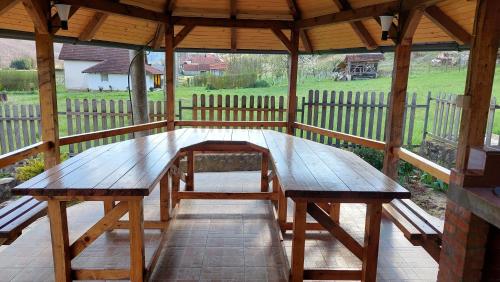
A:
[0, 171, 438, 281]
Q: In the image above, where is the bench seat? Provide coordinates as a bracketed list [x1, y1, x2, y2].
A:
[0, 196, 47, 245]
[383, 199, 443, 261]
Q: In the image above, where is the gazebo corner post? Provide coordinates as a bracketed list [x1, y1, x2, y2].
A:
[286, 26, 300, 135]
[29, 0, 61, 169]
[164, 17, 175, 131]
[438, 0, 500, 280]
[382, 9, 424, 179]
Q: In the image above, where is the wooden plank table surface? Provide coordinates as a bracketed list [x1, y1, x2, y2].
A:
[12, 128, 410, 282]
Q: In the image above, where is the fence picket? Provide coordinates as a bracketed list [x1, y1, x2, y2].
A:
[28, 105, 36, 144]
[249, 96, 255, 121]
[343, 91, 352, 147]
[375, 92, 385, 141]
[192, 94, 198, 121]
[319, 90, 328, 143]
[312, 90, 320, 140]
[83, 99, 91, 149]
[336, 91, 344, 147]
[278, 96, 284, 133]
[20, 105, 29, 147]
[101, 100, 108, 145]
[263, 96, 269, 128]
[241, 96, 247, 123]
[217, 95, 223, 123]
[118, 100, 126, 141]
[110, 100, 117, 142]
[256, 96, 262, 122]
[0, 105, 5, 154]
[360, 92, 368, 138]
[209, 95, 215, 124]
[407, 93, 417, 146]
[233, 95, 239, 126]
[352, 92, 360, 138]
[91, 99, 100, 146]
[12, 105, 21, 149]
[74, 100, 83, 153]
[367, 92, 376, 139]
[306, 90, 313, 140]
[327, 91, 336, 145]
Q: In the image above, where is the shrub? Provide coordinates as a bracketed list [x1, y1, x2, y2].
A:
[190, 73, 269, 90]
[15, 154, 68, 182]
[252, 79, 270, 88]
[10, 57, 33, 70]
[350, 146, 384, 170]
[0, 70, 38, 91]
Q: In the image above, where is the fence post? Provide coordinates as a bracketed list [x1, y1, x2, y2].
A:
[178, 100, 183, 121]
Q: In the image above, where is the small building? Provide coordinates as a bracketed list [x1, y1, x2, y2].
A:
[335, 53, 385, 80]
[180, 54, 227, 76]
[59, 44, 163, 91]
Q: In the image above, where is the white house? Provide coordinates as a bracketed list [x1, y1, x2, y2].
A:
[59, 44, 163, 91]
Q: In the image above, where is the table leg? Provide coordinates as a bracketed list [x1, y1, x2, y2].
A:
[186, 151, 194, 191]
[330, 203, 340, 224]
[290, 199, 307, 282]
[361, 203, 382, 282]
[160, 173, 170, 222]
[129, 199, 145, 282]
[104, 200, 116, 231]
[171, 158, 181, 208]
[47, 200, 71, 282]
[261, 152, 269, 192]
[277, 181, 287, 232]
[271, 173, 279, 208]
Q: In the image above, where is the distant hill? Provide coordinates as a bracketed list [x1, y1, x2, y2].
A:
[0, 38, 62, 69]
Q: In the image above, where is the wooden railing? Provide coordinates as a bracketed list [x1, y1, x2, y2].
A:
[0, 119, 452, 186]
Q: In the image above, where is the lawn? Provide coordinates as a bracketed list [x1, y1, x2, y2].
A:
[3, 67, 500, 146]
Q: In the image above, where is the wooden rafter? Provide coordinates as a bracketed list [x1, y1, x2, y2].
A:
[230, 0, 237, 51]
[173, 24, 195, 48]
[271, 27, 292, 52]
[0, 0, 20, 16]
[51, 6, 79, 34]
[151, 24, 165, 49]
[286, 0, 313, 52]
[166, 0, 176, 14]
[399, 9, 425, 44]
[424, 6, 472, 45]
[79, 12, 108, 41]
[331, 0, 377, 50]
[22, 0, 49, 34]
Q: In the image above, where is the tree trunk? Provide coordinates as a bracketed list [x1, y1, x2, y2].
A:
[129, 49, 149, 137]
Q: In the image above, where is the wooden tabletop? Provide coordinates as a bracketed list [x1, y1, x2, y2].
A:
[13, 128, 410, 201]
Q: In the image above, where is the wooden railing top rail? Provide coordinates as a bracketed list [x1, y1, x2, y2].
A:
[59, 120, 168, 146]
[0, 141, 52, 168]
[294, 122, 386, 151]
[174, 120, 287, 127]
[395, 147, 451, 184]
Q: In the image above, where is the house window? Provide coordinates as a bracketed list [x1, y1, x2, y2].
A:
[100, 73, 109, 82]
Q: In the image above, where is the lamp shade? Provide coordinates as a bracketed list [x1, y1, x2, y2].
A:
[379, 15, 393, 32]
[55, 4, 71, 30]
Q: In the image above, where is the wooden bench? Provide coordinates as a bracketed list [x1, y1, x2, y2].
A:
[383, 198, 443, 261]
[0, 196, 47, 245]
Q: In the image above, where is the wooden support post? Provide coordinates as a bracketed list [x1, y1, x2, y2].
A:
[290, 199, 307, 282]
[382, 9, 423, 179]
[361, 203, 382, 282]
[454, 0, 500, 175]
[330, 203, 340, 224]
[129, 199, 145, 282]
[164, 18, 175, 131]
[261, 152, 269, 192]
[35, 29, 60, 168]
[129, 49, 150, 137]
[272, 173, 279, 208]
[47, 200, 71, 282]
[159, 173, 170, 222]
[286, 27, 300, 135]
[186, 151, 194, 191]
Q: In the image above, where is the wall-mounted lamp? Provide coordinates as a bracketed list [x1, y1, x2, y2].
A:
[54, 2, 71, 30]
[379, 14, 394, 41]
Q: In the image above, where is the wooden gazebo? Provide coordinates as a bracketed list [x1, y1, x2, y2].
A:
[0, 0, 499, 281]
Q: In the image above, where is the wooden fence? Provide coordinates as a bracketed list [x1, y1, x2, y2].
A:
[0, 91, 497, 156]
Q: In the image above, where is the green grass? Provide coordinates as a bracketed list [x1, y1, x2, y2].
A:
[3, 67, 500, 146]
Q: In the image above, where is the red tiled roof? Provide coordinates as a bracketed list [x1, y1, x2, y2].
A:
[59, 44, 162, 75]
[180, 54, 224, 65]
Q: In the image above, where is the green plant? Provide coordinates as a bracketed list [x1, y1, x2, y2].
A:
[15, 154, 68, 181]
[420, 172, 449, 192]
[10, 57, 33, 70]
[0, 70, 38, 91]
[350, 146, 384, 170]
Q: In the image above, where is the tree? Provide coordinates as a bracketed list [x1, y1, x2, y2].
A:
[10, 57, 33, 70]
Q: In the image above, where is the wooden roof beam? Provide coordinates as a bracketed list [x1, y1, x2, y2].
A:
[0, 0, 20, 16]
[173, 24, 195, 48]
[151, 24, 165, 50]
[230, 0, 237, 51]
[286, 0, 313, 52]
[22, 0, 50, 34]
[399, 8, 425, 44]
[298, 0, 447, 30]
[79, 12, 108, 41]
[271, 27, 293, 52]
[424, 6, 472, 45]
[331, 0, 377, 50]
[173, 17, 292, 29]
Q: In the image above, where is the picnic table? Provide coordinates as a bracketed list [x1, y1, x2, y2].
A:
[13, 128, 409, 282]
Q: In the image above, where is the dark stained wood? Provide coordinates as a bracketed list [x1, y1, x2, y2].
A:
[303, 269, 361, 280]
[287, 28, 299, 135]
[22, 0, 50, 34]
[271, 27, 292, 52]
[165, 20, 175, 131]
[0, 196, 47, 244]
[0, 0, 20, 15]
[173, 24, 195, 48]
[186, 151, 194, 191]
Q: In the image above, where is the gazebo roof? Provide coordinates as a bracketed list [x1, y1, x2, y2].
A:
[0, 0, 476, 53]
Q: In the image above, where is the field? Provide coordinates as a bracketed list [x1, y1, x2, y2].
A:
[3, 67, 500, 145]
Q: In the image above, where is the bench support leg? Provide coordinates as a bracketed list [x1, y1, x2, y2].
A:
[129, 199, 145, 282]
[47, 200, 71, 282]
[271, 174, 279, 208]
[290, 199, 307, 282]
[171, 158, 181, 208]
[160, 173, 170, 223]
[361, 203, 382, 282]
[330, 203, 340, 224]
[186, 151, 194, 191]
[261, 152, 269, 192]
[277, 183, 287, 232]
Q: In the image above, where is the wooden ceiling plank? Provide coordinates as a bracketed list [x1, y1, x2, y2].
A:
[271, 27, 292, 52]
[424, 6, 472, 45]
[151, 24, 165, 49]
[331, 0, 377, 50]
[51, 6, 79, 34]
[174, 24, 195, 47]
[22, 0, 49, 34]
[79, 12, 108, 41]
[173, 17, 292, 29]
[0, 0, 20, 16]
